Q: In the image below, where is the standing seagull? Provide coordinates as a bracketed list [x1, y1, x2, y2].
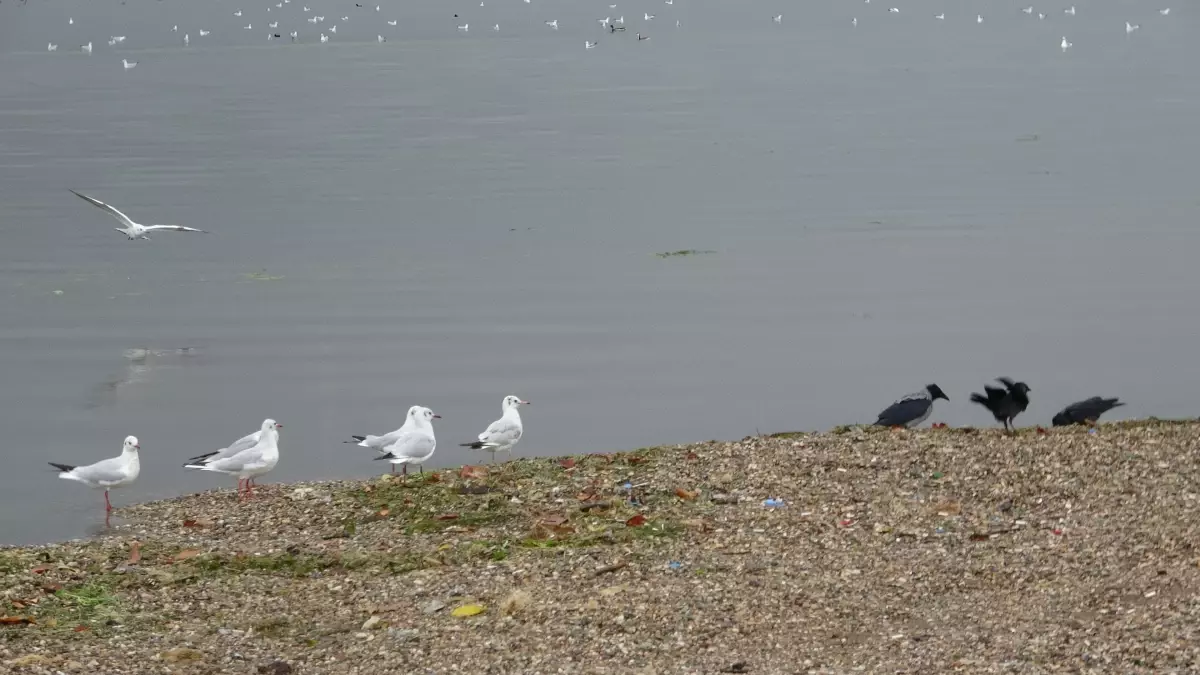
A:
[184, 419, 281, 499]
[969, 377, 1031, 431]
[873, 384, 949, 428]
[460, 395, 529, 461]
[184, 421, 281, 488]
[344, 404, 422, 455]
[50, 436, 141, 518]
[374, 407, 440, 475]
[1052, 397, 1125, 426]
[70, 191, 207, 239]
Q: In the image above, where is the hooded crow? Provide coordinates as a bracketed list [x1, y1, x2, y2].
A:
[969, 377, 1031, 431]
[874, 383, 949, 428]
[1052, 396, 1124, 426]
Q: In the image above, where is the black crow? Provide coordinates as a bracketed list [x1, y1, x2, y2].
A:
[874, 383, 949, 428]
[969, 377, 1031, 431]
[1052, 397, 1124, 426]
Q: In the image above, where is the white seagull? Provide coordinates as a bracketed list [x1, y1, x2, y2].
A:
[378, 34, 386, 42]
[245, 23, 253, 29]
[1125, 21, 1139, 34]
[269, 21, 278, 28]
[977, 14, 984, 23]
[70, 190, 208, 239]
[935, 13, 944, 20]
[122, 59, 138, 70]
[184, 422, 280, 489]
[458, 23, 469, 32]
[645, 12, 655, 20]
[69, 17, 74, 25]
[183, 33, 189, 45]
[493, 23, 500, 31]
[889, 8, 899, 13]
[185, 419, 281, 499]
[320, 32, 329, 41]
[172, 25, 178, 32]
[345, 407, 424, 460]
[387, 20, 397, 26]
[1039, 13, 1046, 19]
[615, 15, 624, 25]
[330, 24, 337, 33]
[374, 407, 440, 476]
[637, 31, 649, 40]
[599, 17, 611, 27]
[308, 16, 318, 23]
[852, 17, 857, 26]
[48, 43, 58, 51]
[1061, 36, 1072, 50]
[81, 42, 93, 53]
[1160, 9, 1170, 16]
[1064, 6, 1075, 15]
[586, 40, 597, 48]
[290, 30, 298, 39]
[459, 395, 529, 460]
[1022, 6, 1033, 15]
[545, 19, 558, 29]
[200, 29, 210, 36]
[773, 14, 782, 23]
[234, 10, 243, 16]
[50, 436, 141, 517]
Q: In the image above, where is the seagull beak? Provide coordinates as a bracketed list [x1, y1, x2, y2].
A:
[433, 414, 442, 419]
[134, 444, 141, 449]
[521, 400, 530, 405]
[276, 423, 283, 429]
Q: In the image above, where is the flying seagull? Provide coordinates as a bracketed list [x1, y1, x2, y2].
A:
[1052, 397, 1125, 426]
[874, 384, 949, 428]
[460, 395, 529, 460]
[70, 190, 208, 239]
[969, 377, 1031, 431]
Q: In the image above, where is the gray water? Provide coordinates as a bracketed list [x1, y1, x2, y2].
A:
[1, 0, 1197, 546]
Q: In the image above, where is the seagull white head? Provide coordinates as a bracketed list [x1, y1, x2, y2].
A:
[262, 418, 283, 433]
[411, 406, 442, 424]
[503, 395, 529, 411]
[124, 436, 141, 452]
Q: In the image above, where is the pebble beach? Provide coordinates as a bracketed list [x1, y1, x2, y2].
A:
[3, 420, 1199, 673]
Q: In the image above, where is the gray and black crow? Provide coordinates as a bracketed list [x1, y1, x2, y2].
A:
[969, 377, 1031, 431]
[1052, 397, 1124, 426]
[874, 383, 949, 428]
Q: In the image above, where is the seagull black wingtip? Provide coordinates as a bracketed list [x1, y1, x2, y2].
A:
[49, 462, 76, 473]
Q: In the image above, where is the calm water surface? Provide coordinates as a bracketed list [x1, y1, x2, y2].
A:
[1, 0, 1197, 545]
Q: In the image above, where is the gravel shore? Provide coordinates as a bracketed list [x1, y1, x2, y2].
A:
[4, 420, 1200, 674]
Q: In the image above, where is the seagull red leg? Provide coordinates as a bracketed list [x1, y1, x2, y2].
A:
[105, 490, 113, 513]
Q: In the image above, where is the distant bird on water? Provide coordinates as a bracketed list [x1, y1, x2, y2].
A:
[970, 377, 1031, 431]
[1052, 397, 1125, 426]
[874, 384, 949, 428]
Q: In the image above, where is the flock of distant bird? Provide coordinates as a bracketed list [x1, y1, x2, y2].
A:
[873, 378, 1124, 432]
[51, 395, 531, 520]
[40, 1, 1177, 64]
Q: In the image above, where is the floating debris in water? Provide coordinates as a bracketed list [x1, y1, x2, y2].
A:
[654, 249, 716, 258]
